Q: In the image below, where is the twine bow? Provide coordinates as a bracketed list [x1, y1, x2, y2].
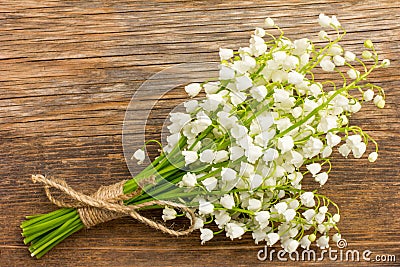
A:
[31, 174, 196, 236]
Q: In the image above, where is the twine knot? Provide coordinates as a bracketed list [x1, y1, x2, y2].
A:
[31, 174, 195, 236]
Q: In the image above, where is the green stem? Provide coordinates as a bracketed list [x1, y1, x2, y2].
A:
[33, 217, 83, 259]
[22, 211, 78, 236]
[21, 208, 73, 229]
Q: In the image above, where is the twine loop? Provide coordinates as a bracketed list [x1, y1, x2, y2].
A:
[31, 174, 196, 237]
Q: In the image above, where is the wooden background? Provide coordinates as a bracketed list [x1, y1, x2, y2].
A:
[0, 1, 399, 266]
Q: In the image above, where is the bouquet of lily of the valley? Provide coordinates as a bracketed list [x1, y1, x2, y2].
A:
[22, 14, 390, 258]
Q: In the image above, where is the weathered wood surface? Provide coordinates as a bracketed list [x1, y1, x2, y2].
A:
[0, 1, 399, 266]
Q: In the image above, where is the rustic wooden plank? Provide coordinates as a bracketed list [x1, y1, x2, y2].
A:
[0, 0, 399, 266]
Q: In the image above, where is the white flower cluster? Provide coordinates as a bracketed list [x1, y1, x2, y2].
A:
[133, 14, 388, 252]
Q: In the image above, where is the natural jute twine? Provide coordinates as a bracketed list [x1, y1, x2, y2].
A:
[31, 174, 196, 236]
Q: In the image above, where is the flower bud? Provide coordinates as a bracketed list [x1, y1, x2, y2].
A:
[308, 234, 316, 242]
[374, 95, 386, 109]
[264, 17, 275, 27]
[364, 39, 374, 49]
[368, 152, 378, 162]
[318, 30, 328, 40]
[332, 214, 341, 223]
[362, 50, 372, 59]
[382, 59, 390, 67]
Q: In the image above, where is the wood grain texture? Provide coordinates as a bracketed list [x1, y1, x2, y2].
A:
[0, 0, 399, 266]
